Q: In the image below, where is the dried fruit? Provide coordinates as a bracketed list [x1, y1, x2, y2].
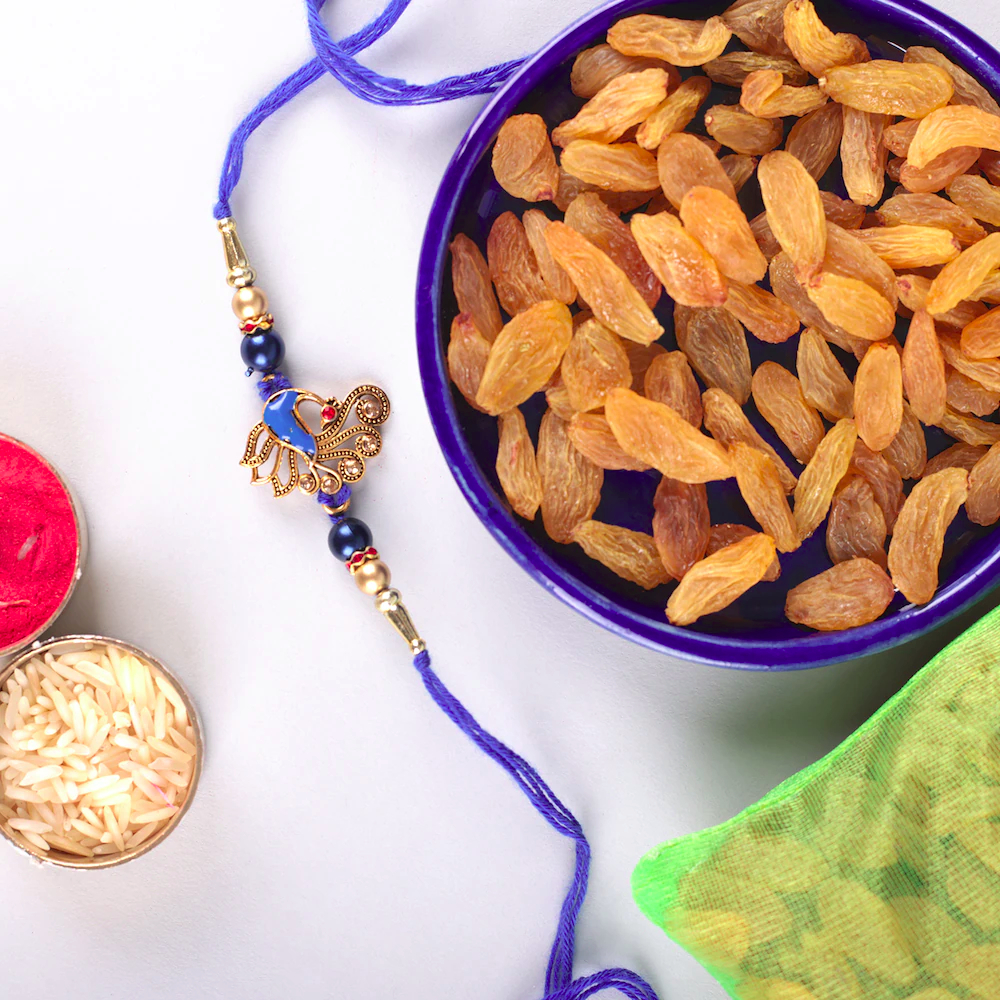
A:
[475, 300, 573, 415]
[605, 387, 734, 482]
[794, 418, 858, 538]
[823, 222, 898, 308]
[939, 329, 1000, 392]
[544, 221, 664, 344]
[644, 351, 703, 426]
[927, 233, 1000, 315]
[636, 76, 713, 150]
[623, 339, 667, 390]
[707, 524, 781, 580]
[657, 132, 738, 209]
[552, 168, 653, 213]
[703, 387, 797, 492]
[666, 533, 777, 625]
[522, 210, 577, 305]
[567, 412, 650, 471]
[676, 305, 753, 404]
[573, 520, 671, 589]
[897, 273, 987, 331]
[537, 409, 604, 544]
[729, 442, 800, 551]
[564, 193, 661, 307]
[981, 150, 1000, 185]
[840, 107, 888, 206]
[947, 368, 1000, 415]
[947, 174, 1000, 226]
[883, 403, 927, 479]
[487, 212, 551, 316]
[570, 45, 677, 99]
[967, 443, 1000, 525]
[741, 69, 828, 118]
[679, 186, 768, 284]
[750, 212, 782, 260]
[882, 117, 921, 157]
[820, 190, 866, 229]
[908, 105, 1000, 170]
[704, 104, 785, 155]
[561, 318, 632, 412]
[450, 234, 502, 342]
[724, 280, 800, 344]
[705, 50, 809, 87]
[936, 407, 1000, 446]
[851, 225, 962, 269]
[719, 154, 759, 193]
[607, 14, 733, 67]
[819, 60, 954, 117]
[782, 0, 869, 77]
[973, 271, 1000, 304]
[785, 103, 843, 180]
[545, 379, 576, 420]
[758, 151, 827, 281]
[901, 310, 947, 424]
[904, 46, 1000, 115]
[923, 442, 987, 478]
[854, 342, 903, 452]
[797, 326, 854, 420]
[560, 140, 660, 192]
[630, 212, 728, 307]
[553, 69, 670, 146]
[723, 0, 795, 58]
[851, 440, 904, 532]
[887, 466, 969, 604]
[899, 144, 983, 195]
[827, 476, 887, 566]
[961, 305, 1000, 358]
[752, 361, 826, 463]
[447, 312, 492, 410]
[496, 407, 543, 519]
[806, 272, 896, 342]
[492, 114, 560, 202]
[877, 193, 985, 246]
[786, 558, 894, 629]
[653, 477, 711, 579]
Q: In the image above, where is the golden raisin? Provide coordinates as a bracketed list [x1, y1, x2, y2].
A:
[666, 533, 777, 625]
[719, 154, 759, 193]
[492, 114, 560, 202]
[636, 76, 713, 150]
[657, 133, 738, 208]
[797, 327, 854, 421]
[883, 403, 927, 479]
[644, 351, 703, 427]
[927, 233, 1000, 315]
[758, 150, 827, 282]
[877, 193, 986, 247]
[782, 0, 869, 77]
[552, 168, 654, 213]
[570, 45, 678, 99]
[899, 145, 983, 195]
[447, 313, 492, 411]
[545, 378, 576, 421]
[887, 467, 969, 604]
[818, 61, 954, 117]
[623, 339, 668, 390]
[704, 104, 785, 155]
[730, 442, 800, 551]
[806, 272, 896, 342]
[522, 210, 577, 305]
[785, 103, 844, 181]
[961, 307, 1000, 359]
[573, 520, 671, 589]
[560, 140, 660, 192]
[703, 387, 798, 493]
[561, 318, 632, 412]
[605, 387, 734, 482]
[966, 444, 1000, 525]
[946, 368, 1000, 416]
[707, 524, 781, 580]
[475, 300, 573, 415]
[723, 0, 796, 59]
[741, 69, 828, 118]
[904, 46, 1000, 116]
[487, 211, 551, 316]
[935, 407, 1000, 446]
[607, 14, 733, 67]
[676, 305, 753, 405]
[939, 330, 1000, 393]
[794, 418, 858, 539]
[705, 51, 809, 87]
[924, 441, 989, 477]
[496, 407, 543, 519]
[568, 412, 651, 471]
[823, 222, 898, 309]
[653, 477, 711, 579]
[897, 273, 987, 331]
[826, 476, 887, 567]
[854, 342, 903, 453]
[786, 558, 894, 630]
[901, 310, 947, 425]
[851, 439, 905, 533]
[908, 105, 1000, 170]
[679, 186, 768, 285]
[947, 174, 1000, 227]
[537, 409, 604, 544]
[450, 234, 502, 342]
[851, 225, 962, 270]
[820, 191, 867, 229]
[544, 222, 664, 345]
[753, 360, 826, 464]
[724, 280, 800, 344]
[840, 108, 888, 207]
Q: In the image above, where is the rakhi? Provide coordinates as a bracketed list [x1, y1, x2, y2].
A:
[212, 2, 659, 998]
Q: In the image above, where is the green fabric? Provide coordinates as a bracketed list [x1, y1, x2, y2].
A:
[632, 607, 1000, 1000]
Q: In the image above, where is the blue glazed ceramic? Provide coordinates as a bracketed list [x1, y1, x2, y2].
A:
[416, 0, 1000, 669]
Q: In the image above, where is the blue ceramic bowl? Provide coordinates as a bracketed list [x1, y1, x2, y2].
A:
[416, 0, 1000, 669]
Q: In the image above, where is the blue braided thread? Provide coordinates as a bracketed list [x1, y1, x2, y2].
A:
[256, 371, 292, 400]
[214, 0, 525, 218]
[413, 649, 659, 1000]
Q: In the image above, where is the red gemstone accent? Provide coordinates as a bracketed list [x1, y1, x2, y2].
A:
[321, 406, 337, 422]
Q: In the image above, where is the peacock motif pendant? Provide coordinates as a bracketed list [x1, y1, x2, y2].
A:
[241, 382, 390, 498]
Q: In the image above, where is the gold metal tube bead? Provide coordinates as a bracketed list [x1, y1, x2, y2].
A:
[375, 587, 426, 654]
[218, 216, 256, 287]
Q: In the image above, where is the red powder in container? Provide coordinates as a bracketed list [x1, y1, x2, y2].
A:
[0, 435, 81, 654]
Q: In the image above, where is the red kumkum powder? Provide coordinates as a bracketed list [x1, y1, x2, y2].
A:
[0, 436, 81, 654]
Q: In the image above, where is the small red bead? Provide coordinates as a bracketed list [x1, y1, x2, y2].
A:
[321, 406, 337, 422]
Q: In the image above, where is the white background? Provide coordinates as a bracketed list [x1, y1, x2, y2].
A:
[2, 1, 1000, 997]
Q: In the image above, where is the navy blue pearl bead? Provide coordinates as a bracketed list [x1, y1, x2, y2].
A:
[240, 330, 286, 372]
[328, 517, 373, 561]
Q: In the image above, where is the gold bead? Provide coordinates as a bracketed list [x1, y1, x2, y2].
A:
[354, 559, 391, 596]
[232, 285, 269, 321]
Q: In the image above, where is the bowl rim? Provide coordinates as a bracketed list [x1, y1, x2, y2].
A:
[415, 0, 1000, 670]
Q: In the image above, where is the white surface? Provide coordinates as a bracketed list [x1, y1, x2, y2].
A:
[2, 1, 1000, 997]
